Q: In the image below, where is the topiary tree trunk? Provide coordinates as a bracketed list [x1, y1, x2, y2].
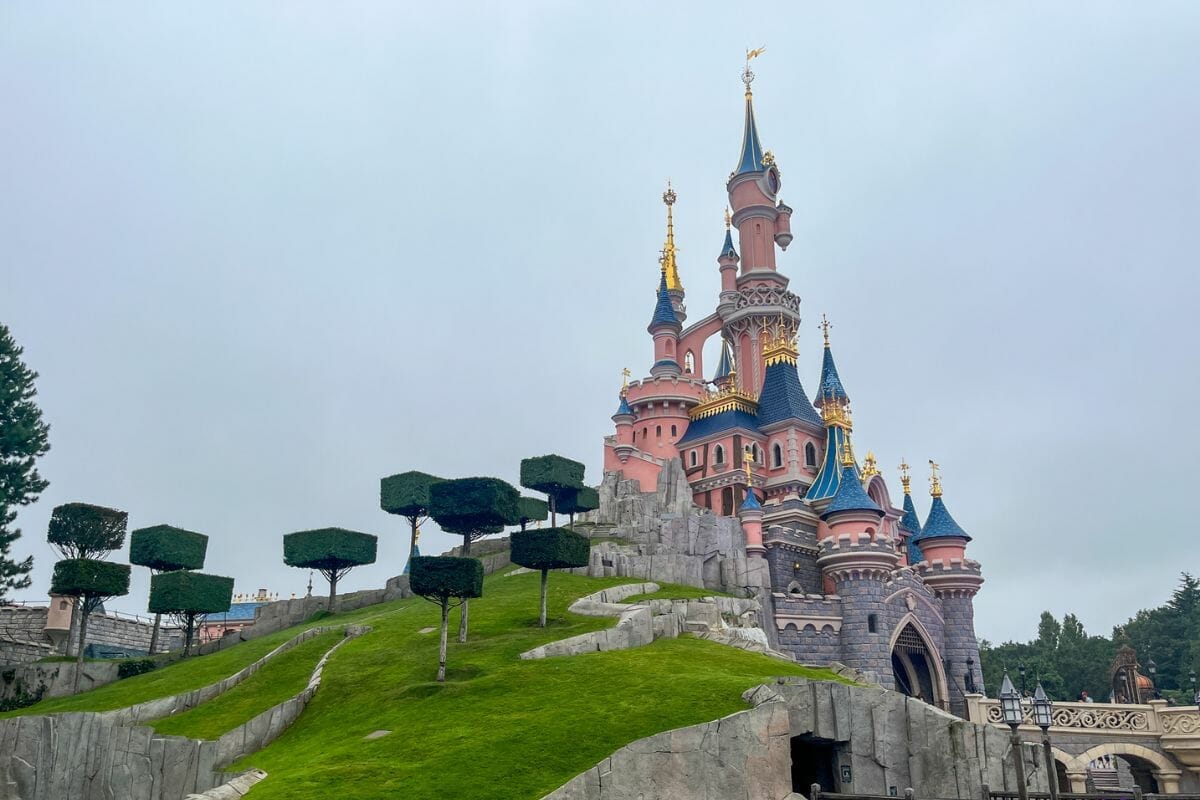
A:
[511, 528, 590, 627]
[410, 556, 483, 682]
[283, 528, 378, 616]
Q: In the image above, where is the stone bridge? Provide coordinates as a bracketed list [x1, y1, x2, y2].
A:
[966, 695, 1200, 795]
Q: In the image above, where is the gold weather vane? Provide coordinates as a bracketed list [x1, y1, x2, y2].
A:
[414, 525, 421, 543]
[743, 46, 766, 93]
[744, 445, 754, 483]
[899, 459, 911, 495]
[862, 451, 879, 480]
[929, 459, 943, 498]
[820, 314, 832, 347]
[724, 207, 731, 229]
[621, 367, 631, 395]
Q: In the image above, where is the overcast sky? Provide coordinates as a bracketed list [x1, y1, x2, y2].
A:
[2, 3, 1197, 644]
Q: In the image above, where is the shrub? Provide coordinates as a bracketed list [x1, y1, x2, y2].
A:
[428, 478, 520, 538]
[47, 503, 127, 559]
[517, 497, 548, 530]
[148, 571, 235, 615]
[50, 558, 131, 598]
[519, 455, 584, 497]
[555, 486, 599, 518]
[380, 471, 444, 517]
[511, 528, 590, 626]
[118, 659, 157, 679]
[129, 525, 208, 571]
[283, 528, 378, 612]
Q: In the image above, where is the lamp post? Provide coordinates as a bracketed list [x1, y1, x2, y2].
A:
[966, 657, 977, 694]
[1000, 671, 1030, 800]
[1190, 669, 1197, 705]
[1033, 683, 1058, 800]
[1018, 662, 1027, 695]
[1147, 659, 1159, 700]
[1117, 668, 1127, 703]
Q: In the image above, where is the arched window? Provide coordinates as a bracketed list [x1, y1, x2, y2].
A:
[670, 424, 677, 437]
[772, 443, 783, 468]
[643, 427, 649, 440]
[689, 450, 697, 467]
[684, 351, 694, 374]
[656, 425, 662, 438]
[804, 442, 817, 468]
[714, 444, 725, 464]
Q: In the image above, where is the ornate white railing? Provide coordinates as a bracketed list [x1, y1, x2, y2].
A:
[967, 695, 1199, 737]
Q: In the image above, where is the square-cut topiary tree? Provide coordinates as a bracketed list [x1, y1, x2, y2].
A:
[283, 528, 378, 613]
[429, 477, 520, 642]
[130, 524, 209, 654]
[555, 486, 599, 527]
[519, 455, 585, 526]
[409, 556, 483, 682]
[380, 471, 444, 575]
[149, 570, 234, 656]
[511, 527, 590, 627]
[517, 497, 548, 532]
[47, 502, 128, 560]
[50, 558, 131, 689]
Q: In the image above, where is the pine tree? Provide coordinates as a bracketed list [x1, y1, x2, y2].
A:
[0, 323, 51, 601]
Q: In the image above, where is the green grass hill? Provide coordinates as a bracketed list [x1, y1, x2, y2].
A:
[5, 569, 840, 800]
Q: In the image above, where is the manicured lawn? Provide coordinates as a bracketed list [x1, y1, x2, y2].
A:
[234, 570, 838, 800]
[620, 583, 735, 603]
[149, 629, 346, 740]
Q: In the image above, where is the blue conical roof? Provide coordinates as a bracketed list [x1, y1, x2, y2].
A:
[758, 360, 823, 428]
[720, 227, 738, 259]
[806, 426, 854, 501]
[740, 485, 762, 512]
[735, 93, 765, 175]
[649, 270, 678, 328]
[614, 394, 633, 417]
[402, 541, 422, 575]
[714, 341, 734, 381]
[901, 493, 924, 564]
[822, 464, 883, 518]
[815, 345, 849, 407]
[917, 495, 972, 542]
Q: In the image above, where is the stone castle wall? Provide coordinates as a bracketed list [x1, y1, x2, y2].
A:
[0, 605, 184, 666]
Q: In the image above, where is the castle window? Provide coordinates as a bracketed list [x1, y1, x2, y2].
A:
[804, 442, 817, 468]
[714, 444, 725, 464]
[868, 614, 878, 634]
[671, 424, 677, 437]
[772, 443, 783, 468]
[656, 425, 662, 438]
[684, 351, 694, 374]
[643, 427, 648, 440]
[689, 450, 697, 467]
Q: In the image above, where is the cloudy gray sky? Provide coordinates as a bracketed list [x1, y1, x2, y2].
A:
[2, 3, 1197, 644]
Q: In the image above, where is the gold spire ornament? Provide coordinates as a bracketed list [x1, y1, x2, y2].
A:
[620, 367, 631, 396]
[744, 445, 754, 483]
[742, 46, 766, 95]
[724, 207, 732, 229]
[841, 436, 855, 467]
[928, 460, 943, 498]
[761, 313, 799, 367]
[820, 314, 832, 347]
[861, 451, 879, 480]
[660, 181, 683, 291]
[899, 459, 911, 495]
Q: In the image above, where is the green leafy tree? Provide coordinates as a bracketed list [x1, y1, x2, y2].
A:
[517, 497, 548, 532]
[129, 524, 209, 654]
[511, 527, 590, 626]
[380, 471, 444, 575]
[283, 528, 378, 612]
[429, 477, 519, 642]
[554, 486, 599, 527]
[0, 324, 50, 601]
[148, 570, 233, 656]
[519, 455, 585, 526]
[409, 556, 483, 682]
[50, 558, 131, 690]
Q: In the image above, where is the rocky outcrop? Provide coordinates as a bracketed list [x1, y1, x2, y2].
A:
[542, 679, 1048, 800]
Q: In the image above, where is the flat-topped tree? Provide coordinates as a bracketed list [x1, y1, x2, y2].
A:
[149, 570, 233, 656]
[409, 556, 483, 682]
[129, 524, 208, 655]
[283, 528, 378, 613]
[517, 497, 548, 532]
[555, 486, 599, 527]
[429, 477, 520, 642]
[380, 471, 444, 575]
[511, 527, 590, 627]
[520, 455, 585, 526]
[50, 558, 130, 690]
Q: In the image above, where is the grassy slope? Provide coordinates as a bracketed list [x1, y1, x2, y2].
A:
[620, 584, 734, 602]
[234, 571, 835, 800]
[149, 629, 345, 740]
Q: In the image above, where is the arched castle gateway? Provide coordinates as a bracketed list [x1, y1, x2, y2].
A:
[598, 58, 984, 715]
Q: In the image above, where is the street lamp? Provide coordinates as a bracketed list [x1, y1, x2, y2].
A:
[1033, 683, 1059, 800]
[1147, 659, 1159, 700]
[1000, 671, 1030, 800]
[966, 657, 977, 694]
[1018, 663, 1027, 695]
[1190, 670, 1197, 705]
[1117, 668, 1127, 703]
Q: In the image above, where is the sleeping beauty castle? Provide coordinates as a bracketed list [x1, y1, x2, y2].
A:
[597, 55, 985, 714]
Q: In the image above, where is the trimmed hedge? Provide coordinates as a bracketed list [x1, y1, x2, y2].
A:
[428, 478, 520, 534]
[517, 497, 548, 526]
[47, 503, 128, 558]
[129, 525, 208, 571]
[409, 556, 483, 600]
[118, 659, 157, 679]
[283, 528, 378, 571]
[510, 528, 590, 571]
[380, 471, 444, 517]
[519, 455, 585, 496]
[555, 486, 600, 516]
[148, 571, 234, 614]
[50, 558, 131, 598]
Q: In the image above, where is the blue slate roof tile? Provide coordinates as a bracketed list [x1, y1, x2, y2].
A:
[649, 271, 679, 328]
[758, 361, 824, 428]
[822, 464, 883, 518]
[916, 496, 972, 542]
[676, 409, 760, 445]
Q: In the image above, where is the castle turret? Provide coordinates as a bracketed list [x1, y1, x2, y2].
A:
[718, 208, 740, 296]
[738, 456, 765, 558]
[660, 183, 686, 323]
[914, 461, 984, 713]
[647, 268, 682, 377]
[611, 371, 635, 463]
[806, 317, 855, 504]
[712, 339, 736, 390]
[898, 460, 924, 566]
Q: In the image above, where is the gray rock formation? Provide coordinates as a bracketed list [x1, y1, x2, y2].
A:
[543, 679, 1048, 800]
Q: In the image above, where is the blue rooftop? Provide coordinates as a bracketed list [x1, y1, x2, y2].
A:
[734, 94, 765, 175]
[676, 408, 760, 445]
[901, 493, 924, 564]
[816, 345, 849, 406]
[649, 270, 679, 328]
[713, 341, 734, 381]
[805, 426, 855, 501]
[720, 227, 738, 259]
[758, 360, 824, 428]
[614, 394, 633, 416]
[740, 486, 762, 512]
[822, 464, 883, 518]
[216, 602, 264, 622]
[917, 496, 972, 542]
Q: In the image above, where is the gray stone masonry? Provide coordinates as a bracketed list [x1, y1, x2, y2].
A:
[0, 605, 183, 666]
[542, 679, 1048, 800]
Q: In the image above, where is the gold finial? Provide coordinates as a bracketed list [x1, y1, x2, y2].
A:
[841, 435, 855, 467]
[899, 459, 911, 495]
[862, 451, 879, 479]
[742, 46, 766, 95]
[620, 367, 631, 395]
[929, 460, 943, 498]
[414, 525, 421, 543]
[820, 314, 832, 347]
[660, 181, 683, 291]
[762, 150, 775, 166]
[762, 313, 798, 366]
[744, 445, 754, 483]
[724, 207, 731, 229]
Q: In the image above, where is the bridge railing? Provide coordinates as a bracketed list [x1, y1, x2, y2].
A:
[965, 694, 1200, 737]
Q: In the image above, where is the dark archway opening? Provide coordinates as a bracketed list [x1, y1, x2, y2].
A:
[1121, 756, 1160, 794]
[791, 734, 838, 794]
[1055, 760, 1070, 794]
[891, 624, 938, 706]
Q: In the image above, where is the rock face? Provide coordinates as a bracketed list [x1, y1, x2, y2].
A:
[542, 679, 1048, 800]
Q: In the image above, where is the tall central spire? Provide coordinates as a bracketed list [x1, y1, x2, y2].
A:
[660, 181, 683, 291]
[734, 50, 767, 175]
